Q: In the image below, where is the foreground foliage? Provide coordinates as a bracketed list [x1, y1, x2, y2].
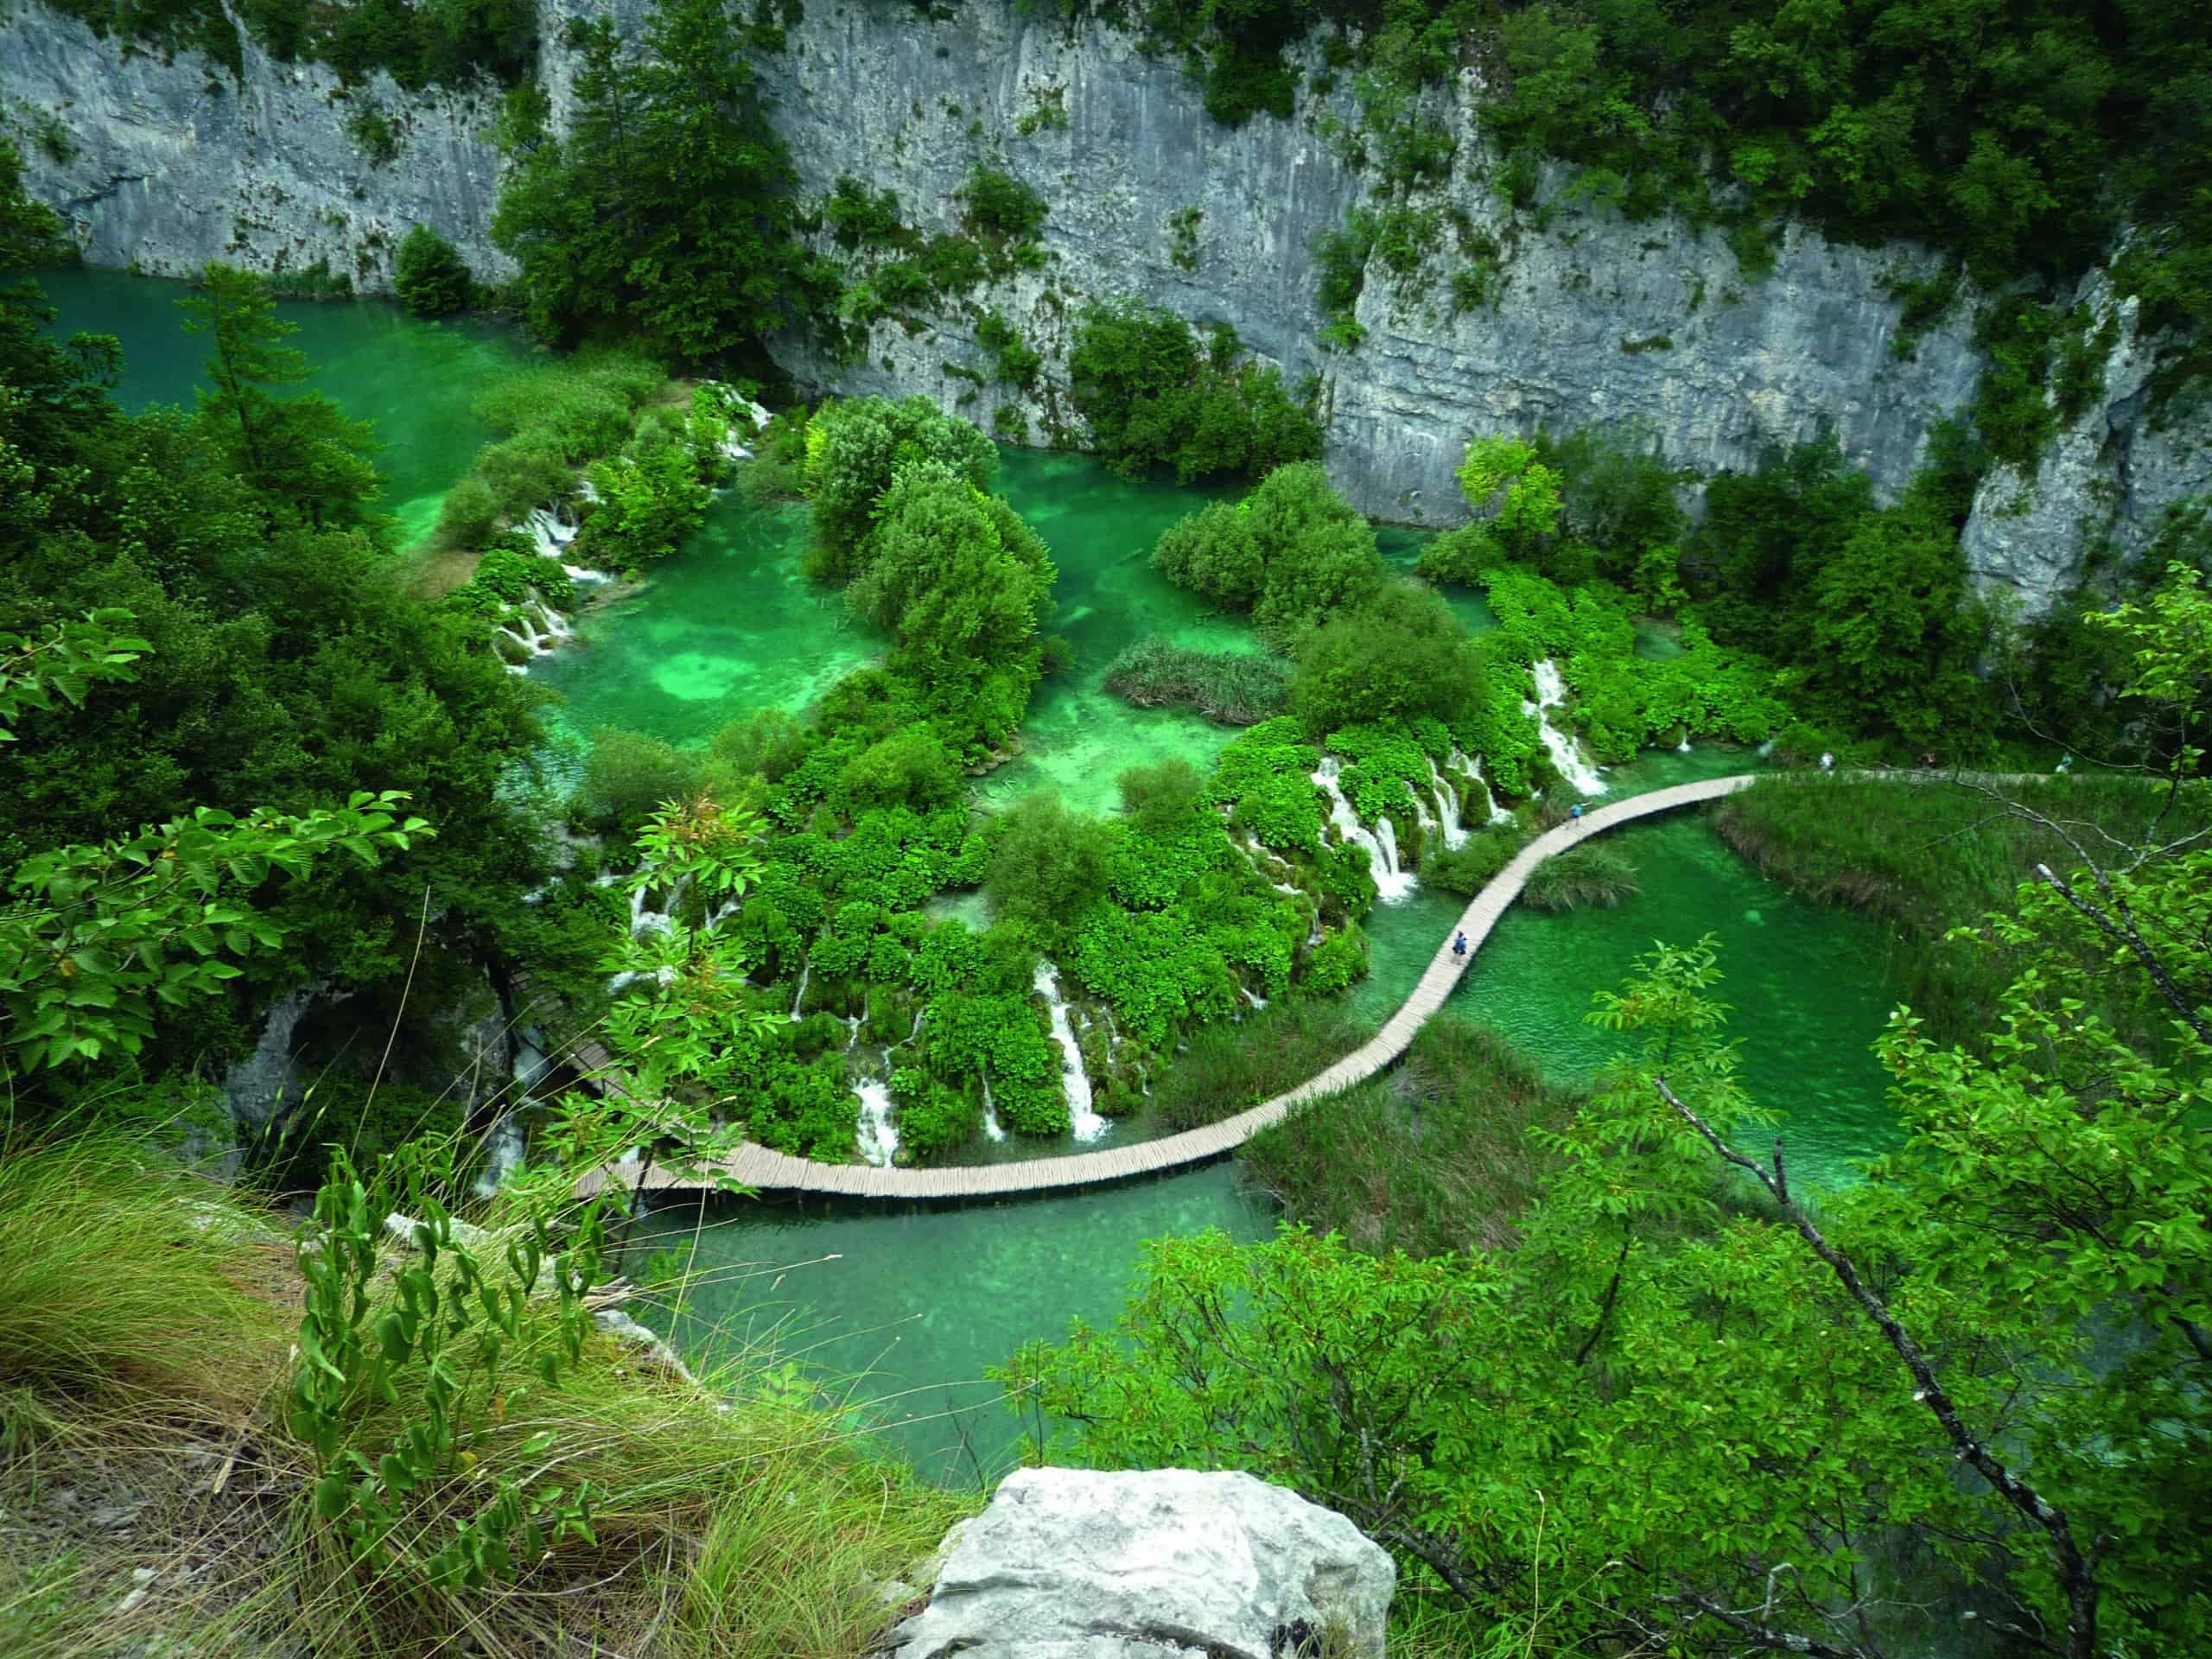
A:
[1007, 571, 2212, 1656]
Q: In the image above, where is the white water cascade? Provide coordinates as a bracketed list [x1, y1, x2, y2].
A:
[1311, 757, 1418, 903]
[1033, 962, 1109, 1141]
[789, 960, 810, 1020]
[1449, 747, 1516, 827]
[1522, 659, 1609, 797]
[854, 1078, 899, 1166]
[1427, 759, 1470, 850]
[493, 596, 573, 669]
[980, 1072, 1007, 1142]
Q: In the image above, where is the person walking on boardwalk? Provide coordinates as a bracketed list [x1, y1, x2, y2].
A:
[1452, 930, 1468, 962]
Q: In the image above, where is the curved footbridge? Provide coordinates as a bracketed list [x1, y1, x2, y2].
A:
[575, 772, 1766, 1205]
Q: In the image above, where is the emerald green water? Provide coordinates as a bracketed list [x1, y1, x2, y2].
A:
[628, 1164, 1274, 1481]
[37, 265, 530, 547]
[531, 449, 1250, 812]
[48, 270, 1908, 1473]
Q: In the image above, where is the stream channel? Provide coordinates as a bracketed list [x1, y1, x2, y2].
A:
[59, 271, 1906, 1484]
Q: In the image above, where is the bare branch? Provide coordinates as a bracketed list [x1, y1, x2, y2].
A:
[1659, 1587, 1878, 1657]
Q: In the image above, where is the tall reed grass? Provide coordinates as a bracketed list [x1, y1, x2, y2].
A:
[1241, 1020, 1580, 1255]
[1714, 772, 2203, 1050]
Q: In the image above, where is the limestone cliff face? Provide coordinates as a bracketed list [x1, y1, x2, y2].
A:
[4, 0, 2201, 605]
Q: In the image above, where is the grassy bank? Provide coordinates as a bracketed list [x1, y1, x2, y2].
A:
[1239, 1020, 1582, 1255]
[1713, 772, 2204, 1050]
[1148, 999, 1366, 1132]
[0, 1131, 968, 1659]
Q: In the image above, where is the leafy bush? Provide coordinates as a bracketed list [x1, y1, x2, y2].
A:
[393, 223, 472, 316]
[1066, 301, 1322, 483]
[799, 396, 996, 578]
[1289, 582, 1486, 734]
[1153, 461, 1382, 636]
[958, 165, 1048, 243]
[580, 728, 702, 833]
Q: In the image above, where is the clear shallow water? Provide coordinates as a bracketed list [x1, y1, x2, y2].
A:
[1448, 809, 1901, 1192]
[528, 495, 884, 747]
[627, 1163, 1274, 1479]
[530, 447, 1254, 810]
[38, 265, 531, 548]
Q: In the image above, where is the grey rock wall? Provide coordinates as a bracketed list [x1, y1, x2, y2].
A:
[0, 6, 511, 290]
[4, 0, 2202, 607]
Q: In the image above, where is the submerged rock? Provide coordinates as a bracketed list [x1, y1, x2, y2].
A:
[887, 1467, 1395, 1659]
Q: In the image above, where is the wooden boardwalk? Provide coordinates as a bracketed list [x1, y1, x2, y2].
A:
[574, 772, 1762, 1205]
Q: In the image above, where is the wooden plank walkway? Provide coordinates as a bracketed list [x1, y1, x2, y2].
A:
[573, 772, 1764, 1204]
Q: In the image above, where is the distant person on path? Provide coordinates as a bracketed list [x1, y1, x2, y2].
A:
[1452, 931, 1468, 962]
[1819, 751, 1834, 772]
[1570, 803, 1583, 820]
[2056, 753, 2074, 774]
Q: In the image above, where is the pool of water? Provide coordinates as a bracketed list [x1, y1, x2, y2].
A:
[626, 1161, 1274, 1480]
[37, 264, 530, 547]
[531, 448, 1252, 813]
[1446, 807, 1901, 1192]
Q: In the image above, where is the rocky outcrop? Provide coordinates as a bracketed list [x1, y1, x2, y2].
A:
[1, 8, 510, 290]
[3, 0, 2201, 607]
[1962, 276, 2212, 615]
[887, 1466, 1395, 1659]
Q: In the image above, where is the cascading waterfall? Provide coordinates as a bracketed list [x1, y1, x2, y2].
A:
[980, 1073, 1007, 1142]
[854, 1079, 899, 1166]
[789, 960, 810, 1020]
[1033, 962, 1108, 1141]
[1523, 659, 1609, 797]
[1311, 757, 1418, 903]
[1448, 747, 1515, 827]
[1427, 758, 1470, 849]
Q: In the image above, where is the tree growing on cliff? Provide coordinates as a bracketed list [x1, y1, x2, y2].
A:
[490, 0, 828, 365]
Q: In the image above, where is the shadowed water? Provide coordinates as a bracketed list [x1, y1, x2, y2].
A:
[38, 265, 531, 548]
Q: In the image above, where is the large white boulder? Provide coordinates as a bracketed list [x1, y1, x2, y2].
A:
[887, 1466, 1395, 1659]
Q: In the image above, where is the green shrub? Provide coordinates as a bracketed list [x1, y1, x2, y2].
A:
[1148, 998, 1364, 1131]
[392, 223, 472, 316]
[1066, 300, 1322, 483]
[431, 473, 500, 550]
[959, 164, 1048, 243]
[1521, 840, 1639, 911]
[581, 728, 702, 832]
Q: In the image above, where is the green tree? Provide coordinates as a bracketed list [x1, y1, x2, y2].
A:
[798, 395, 996, 578]
[984, 795, 1116, 941]
[179, 264, 380, 530]
[1805, 502, 1986, 747]
[1287, 581, 1484, 733]
[490, 0, 824, 364]
[846, 462, 1057, 744]
[392, 223, 473, 316]
[1006, 572, 2212, 1656]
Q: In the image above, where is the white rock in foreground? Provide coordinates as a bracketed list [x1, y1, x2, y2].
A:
[887, 1467, 1395, 1659]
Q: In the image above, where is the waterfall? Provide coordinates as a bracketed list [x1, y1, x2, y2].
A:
[1240, 985, 1269, 1011]
[1427, 759, 1470, 850]
[1241, 835, 1305, 898]
[1678, 735, 1694, 753]
[980, 1073, 1007, 1142]
[523, 505, 576, 562]
[628, 884, 676, 940]
[1522, 659, 1609, 797]
[1033, 962, 1108, 1141]
[789, 960, 810, 1021]
[1402, 779, 1439, 844]
[1311, 757, 1418, 903]
[854, 1078, 899, 1166]
[1449, 747, 1515, 827]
